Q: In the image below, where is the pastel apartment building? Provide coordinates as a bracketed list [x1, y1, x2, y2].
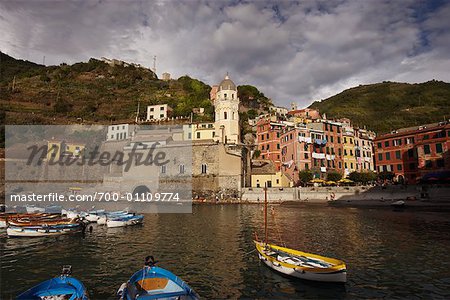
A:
[374, 121, 450, 183]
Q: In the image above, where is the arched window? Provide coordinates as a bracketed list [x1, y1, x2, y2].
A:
[179, 164, 185, 174]
[201, 164, 207, 174]
[224, 112, 227, 120]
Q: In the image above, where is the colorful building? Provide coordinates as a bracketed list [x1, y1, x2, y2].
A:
[342, 122, 357, 176]
[354, 128, 375, 171]
[374, 122, 450, 183]
[280, 125, 311, 183]
[307, 120, 344, 177]
[251, 160, 291, 188]
[255, 118, 286, 170]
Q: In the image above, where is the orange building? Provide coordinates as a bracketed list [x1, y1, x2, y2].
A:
[374, 122, 450, 183]
[255, 118, 286, 171]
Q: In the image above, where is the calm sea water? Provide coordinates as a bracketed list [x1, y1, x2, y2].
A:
[1, 205, 449, 299]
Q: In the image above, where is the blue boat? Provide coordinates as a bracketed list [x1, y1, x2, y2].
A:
[17, 266, 89, 299]
[118, 256, 199, 300]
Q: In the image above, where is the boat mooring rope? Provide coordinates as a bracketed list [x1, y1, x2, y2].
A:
[244, 248, 257, 256]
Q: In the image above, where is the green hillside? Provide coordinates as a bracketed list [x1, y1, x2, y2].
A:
[0, 52, 45, 85]
[1, 53, 271, 126]
[309, 81, 450, 133]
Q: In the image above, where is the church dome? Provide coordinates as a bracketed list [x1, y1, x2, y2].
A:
[219, 74, 236, 91]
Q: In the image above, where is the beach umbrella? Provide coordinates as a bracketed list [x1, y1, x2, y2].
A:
[309, 179, 325, 183]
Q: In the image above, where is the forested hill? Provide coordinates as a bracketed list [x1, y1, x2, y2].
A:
[309, 80, 450, 133]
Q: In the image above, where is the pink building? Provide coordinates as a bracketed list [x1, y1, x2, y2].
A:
[280, 126, 312, 184]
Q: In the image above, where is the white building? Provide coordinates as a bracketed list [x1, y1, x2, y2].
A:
[271, 106, 288, 116]
[146, 104, 172, 121]
[214, 74, 240, 144]
[106, 124, 136, 141]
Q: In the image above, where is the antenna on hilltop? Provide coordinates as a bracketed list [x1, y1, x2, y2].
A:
[152, 55, 157, 75]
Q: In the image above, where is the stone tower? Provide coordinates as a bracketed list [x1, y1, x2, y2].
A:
[214, 74, 240, 144]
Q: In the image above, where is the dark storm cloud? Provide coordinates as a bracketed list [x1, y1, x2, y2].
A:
[1, 0, 449, 107]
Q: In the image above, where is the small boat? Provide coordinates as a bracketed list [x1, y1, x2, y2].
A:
[107, 215, 144, 228]
[97, 211, 130, 225]
[254, 241, 347, 283]
[7, 223, 84, 237]
[17, 265, 89, 299]
[391, 200, 406, 208]
[26, 205, 46, 213]
[85, 209, 106, 223]
[117, 256, 199, 300]
[1, 213, 61, 228]
[254, 186, 347, 283]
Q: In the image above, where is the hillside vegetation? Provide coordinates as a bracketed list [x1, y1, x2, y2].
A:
[309, 81, 450, 133]
[1, 52, 270, 126]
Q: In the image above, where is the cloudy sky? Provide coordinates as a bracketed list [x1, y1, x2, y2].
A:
[1, 0, 449, 107]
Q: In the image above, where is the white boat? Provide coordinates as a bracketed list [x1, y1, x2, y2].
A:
[106, 215, 144, 228]
[391, 200, 405, 207]
[7, 224, 82, 237]
[0, 219, 6, 228]
[97, 211, 130, 225]
[255, 241, 347, 283]
[26, 206, 45, 213]
[84, 209, 105, 222]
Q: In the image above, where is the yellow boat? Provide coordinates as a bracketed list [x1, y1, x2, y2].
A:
[255, 186, 347, 283]
[254, 241, 347, 283]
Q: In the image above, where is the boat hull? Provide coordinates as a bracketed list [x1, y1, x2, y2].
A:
[17, 275, 88, 299]
[7, 225, 82, 237]
[119, 266, 199, 300]
[258, 252, 347, 283]
[107, 215, 143, 228]
[255, 241, 347, 283]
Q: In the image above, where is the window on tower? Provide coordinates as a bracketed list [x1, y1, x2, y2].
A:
[224, 112, 227, 119]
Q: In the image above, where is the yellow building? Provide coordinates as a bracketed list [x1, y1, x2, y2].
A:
[342, 129, 357, 176]
[47, 140, 85, 160]
[192, 123, 215, 141]
[251, 160, 290, 188]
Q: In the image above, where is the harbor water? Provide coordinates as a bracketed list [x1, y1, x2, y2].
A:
[1, 205, 449, 299]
